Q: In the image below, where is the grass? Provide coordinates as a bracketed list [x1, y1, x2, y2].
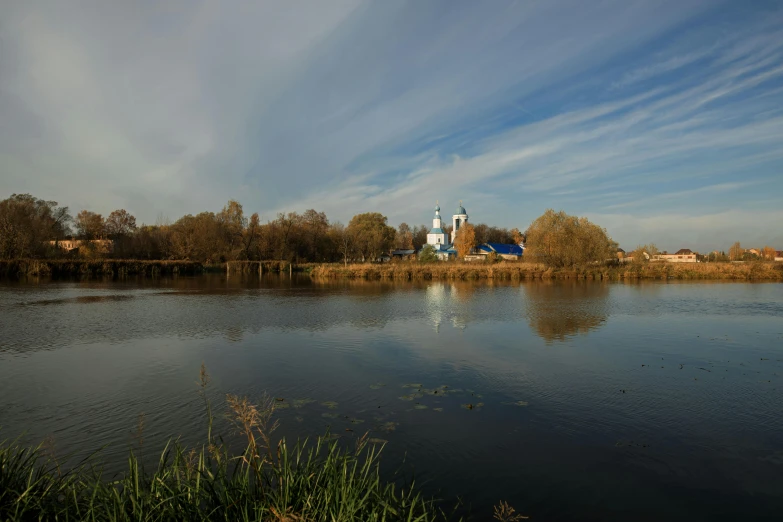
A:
[0, 365, 525, 521]
[309, 260, 783, 281]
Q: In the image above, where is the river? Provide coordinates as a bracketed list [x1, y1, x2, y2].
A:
[1, 276, 781, 521]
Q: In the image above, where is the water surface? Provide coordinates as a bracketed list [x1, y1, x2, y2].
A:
[1, 276, 782, 521]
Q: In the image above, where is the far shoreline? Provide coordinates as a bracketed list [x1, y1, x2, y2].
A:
[2, 258, 782, 281]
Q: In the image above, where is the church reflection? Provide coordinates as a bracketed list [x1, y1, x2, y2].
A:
[521, 281, 610, 343]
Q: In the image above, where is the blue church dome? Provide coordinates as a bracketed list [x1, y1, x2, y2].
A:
[456, 202, 466, 215]
[434, 203, 440, 212]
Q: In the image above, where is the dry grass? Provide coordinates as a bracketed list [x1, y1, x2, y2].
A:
[309, 260, 783, 281]
[0, 259, 211, 278]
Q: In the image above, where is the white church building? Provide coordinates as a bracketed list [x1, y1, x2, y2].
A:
[425, 201, 468, 260]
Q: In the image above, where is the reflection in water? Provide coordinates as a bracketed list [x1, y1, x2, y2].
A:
[523, 281, 609, 343]
[1, 277, 783, 522]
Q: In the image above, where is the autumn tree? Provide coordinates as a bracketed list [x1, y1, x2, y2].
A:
[511, 227, 525, 245]
[301, 209, 329, 261]
[762, 246, 776, 260]
[347, 212, 395, 262]
[412, 225, 428, 250]
[395, 223, 414, 250]
[728, 242, 743, 261]
[217, 200, 246, 260]
[0, 194, 71, 259]
[75, 210, 106, 240]
[329, 222, 353, 266]
[525, 209, 617, 268]
[104, 209, 137, 239]
[630, 244, 659, 263]
[454, 222, 476, 259]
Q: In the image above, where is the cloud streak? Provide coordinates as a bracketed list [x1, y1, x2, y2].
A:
[1, 0, 782, 251]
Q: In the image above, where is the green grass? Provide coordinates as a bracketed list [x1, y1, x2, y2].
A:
[0, 434, 445, 521]
[0, 366, 528, 521]
[0, 366, 469, 522]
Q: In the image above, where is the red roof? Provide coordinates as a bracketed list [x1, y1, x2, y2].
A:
[674, 248, 694, 255]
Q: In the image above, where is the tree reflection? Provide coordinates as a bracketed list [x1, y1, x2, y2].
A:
[522, 281, 609, 343]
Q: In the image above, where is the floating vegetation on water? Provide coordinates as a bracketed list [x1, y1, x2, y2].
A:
[275, 402, 290, 409]
[433, 407, 443, 412]
[402, 383, 423, 389]
[413, 404, 428, 410]
[320, 401, 339, 409]
[275, 397, 285, 401]
[368, 438, 388, 445]
[321, 412, 338, 419]
[503, 400, 529, 407]
[369, 383, 386, 390]
[323, 433, 341, 440]
[378, 421, 398, 432]
[349, 418, 365, 425]
[398, 394, 419, 401]
[461, 402, 484, 410]
[292, 398, 316, 409]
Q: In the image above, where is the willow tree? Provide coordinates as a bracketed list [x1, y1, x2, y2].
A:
[525, 209, 616, 267]
[454, 222, 476, 259]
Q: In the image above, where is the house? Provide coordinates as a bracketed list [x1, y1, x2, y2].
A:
[475, 243, 524, 260]
[391, 249, 417, 260]
[775, 251, 783, 262]
[747, 248, 760, 256]
[49, 239, 114, 254]
[653, 248, 697, 263]
[616, 248, 626, 260]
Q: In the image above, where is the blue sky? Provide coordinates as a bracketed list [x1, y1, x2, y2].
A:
[1, 0, 782, 251]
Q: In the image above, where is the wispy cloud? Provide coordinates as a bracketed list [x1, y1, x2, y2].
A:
[1, 0, 782, 250]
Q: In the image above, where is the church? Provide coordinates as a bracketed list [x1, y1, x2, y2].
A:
[425, 201, 468, 260]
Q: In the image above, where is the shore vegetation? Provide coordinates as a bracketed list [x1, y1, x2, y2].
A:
[1, 366, 529, 521]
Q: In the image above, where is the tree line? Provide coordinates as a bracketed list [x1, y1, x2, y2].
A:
[0, 194, 526, 263]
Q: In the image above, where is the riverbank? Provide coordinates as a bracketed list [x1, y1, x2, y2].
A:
[0, 259, 301, 278]
[2, 258, 781, 280]
[310, 261, 783, 281]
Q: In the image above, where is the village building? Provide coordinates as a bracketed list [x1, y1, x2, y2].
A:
[49, 239, 114, 254]
[424, 202, 462, 260]
[474, 243, 524, 260]
[653, 248, 697, 263]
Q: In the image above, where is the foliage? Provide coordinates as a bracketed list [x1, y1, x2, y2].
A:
[454, 223, 476, 259]
[510, 228, 525, 245]
[347, 212, 396, 262]
[0, 403, 447, 522]
[729, 241, 743, 261]
[525, 209, 617, 268]
[0, 194, 71, 259]
[630, 243, 659, 263]
[105, 209, 137, 239]
[761, 246, 776, 260]
[396, 223, 414, 250]
[412, 225, 429, 250]
[418, 244, 439, 263]
[75, 210, 106, 240]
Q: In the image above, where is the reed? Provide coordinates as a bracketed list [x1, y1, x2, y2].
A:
[309, 261, 783, 281]
[0, 259, 213, 278]
[1, 364, 505, 521]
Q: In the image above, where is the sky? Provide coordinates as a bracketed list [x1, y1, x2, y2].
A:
[1, 0, 782, 252]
